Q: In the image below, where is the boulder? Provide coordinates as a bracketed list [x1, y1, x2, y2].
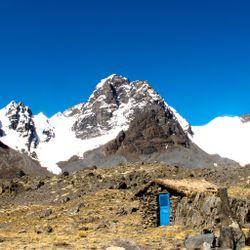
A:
[39, 209, 53, 219]
[67, 203, 84, 216]
[184, 234, 215, 250]
[218, 227, 235, 249]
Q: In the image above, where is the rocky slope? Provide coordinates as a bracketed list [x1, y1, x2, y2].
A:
[0, 163, 249, 249]
[0, 140, 49, 179]
[60, 105, 237, 172]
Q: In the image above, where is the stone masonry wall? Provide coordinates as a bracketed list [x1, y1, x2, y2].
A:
[137, 184, 250, 230]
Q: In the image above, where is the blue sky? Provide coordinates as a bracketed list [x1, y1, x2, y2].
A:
[0, 0, 249, 125]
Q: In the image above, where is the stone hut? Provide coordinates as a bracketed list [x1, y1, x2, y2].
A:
[135, 178, 250, 231]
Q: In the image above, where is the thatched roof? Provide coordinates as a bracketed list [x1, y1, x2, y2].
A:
[135, 178, 218, 197]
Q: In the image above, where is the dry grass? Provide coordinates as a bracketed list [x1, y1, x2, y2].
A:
[155, 178, 218, 194]
[228, 185, 250, 200]
[135, 178, 218, 198]
[0, 189, 198, 249]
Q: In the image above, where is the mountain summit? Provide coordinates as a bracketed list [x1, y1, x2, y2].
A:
[71, 74, 192, 139]
[0, 75, 238, 174]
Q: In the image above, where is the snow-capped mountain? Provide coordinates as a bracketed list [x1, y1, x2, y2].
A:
[72, 74, 192, 139]
[192, 115, 250, 166]
[0, 74, 239, 174]
[0, 101, 39, 157]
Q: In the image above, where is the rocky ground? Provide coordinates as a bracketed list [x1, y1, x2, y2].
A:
[0, 163, 249, 249]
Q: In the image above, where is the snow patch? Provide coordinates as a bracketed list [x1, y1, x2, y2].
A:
[192, 116, 250, 166]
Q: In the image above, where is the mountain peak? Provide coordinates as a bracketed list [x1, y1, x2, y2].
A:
[2, 101, 32, 117]
[95, 74, 129, 89]
[35, 112, 49, 121]
[3, 100, 18, 111]
[72, 75, 192, 140]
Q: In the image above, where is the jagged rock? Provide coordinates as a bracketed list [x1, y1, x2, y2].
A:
[71, 75, 192, 142]
[217, 188, 246, 249]
[6, 102, 38, 153]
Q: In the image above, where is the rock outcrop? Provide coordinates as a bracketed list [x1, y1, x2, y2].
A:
[0, 140, 49, 179]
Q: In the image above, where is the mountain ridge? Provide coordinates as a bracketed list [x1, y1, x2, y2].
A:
[0, 74, 247, 174]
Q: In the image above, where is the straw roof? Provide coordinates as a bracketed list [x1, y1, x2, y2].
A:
[135, 178, 218, 197]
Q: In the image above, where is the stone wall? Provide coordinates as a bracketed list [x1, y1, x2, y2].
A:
[137, 184, 250, 230]
[137, 184, 183, 228]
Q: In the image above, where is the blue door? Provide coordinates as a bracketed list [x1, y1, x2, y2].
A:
[159, 193, 170, 226]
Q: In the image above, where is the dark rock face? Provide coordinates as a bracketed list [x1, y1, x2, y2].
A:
[5, 101, 39, 153]
[0, 128, 4, 137]
[41, 128, 55, 143]
[72, 75, 131, 139]
[104, 105, 190, 157]
[0, 121, 4, 137]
